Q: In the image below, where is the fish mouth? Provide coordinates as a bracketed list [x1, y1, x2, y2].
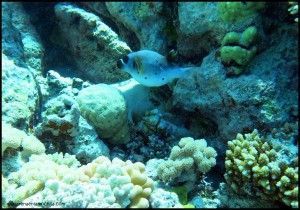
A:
[117, 59, 124, 69]
[117, 55, 129, 69]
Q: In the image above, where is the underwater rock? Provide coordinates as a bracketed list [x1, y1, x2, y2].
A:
[174, 25, 298, 142]
[35, 93, 80, 140]
[77, 84, 130, 145]
[105, 2, 168, 54]
[217, 182, 279, 208]
[2, 54, 39, 130]
[54, 3, 131, 83]
[2, 2, 44, 74]
[70, 117, 110, 164]
[79, 2, 141, 51]
[177, 2, 263, 60]
[46, 70, 73, 98]
[46, 69, 92, 100]
[137, 109, 193, 141]
[117, 134, 171, 163]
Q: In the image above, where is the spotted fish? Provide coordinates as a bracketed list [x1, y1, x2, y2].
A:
[117, 50, 192, 87]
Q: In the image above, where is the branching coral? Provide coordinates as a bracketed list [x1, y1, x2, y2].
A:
[150, 188, 183, 208]
[80, 156, 154, 208]
[2, 153, 82, 207]
[224, 129, 298, 208]
[157, 137, 217, 183]
[2, 154, 153, 208]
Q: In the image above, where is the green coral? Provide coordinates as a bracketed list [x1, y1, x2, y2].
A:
[183, 203, 195, 208]
[218, 2, 265, 22]
[240, 26, 258, 47]
[171, 185, 188, 205]
[220, 46, 256, 66]
[220, 26, 258, 75]
[225, 129, 298, 208]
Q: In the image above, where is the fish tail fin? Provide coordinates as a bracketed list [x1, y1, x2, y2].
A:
[170, 66, 195, 79]
[182, 67, 195, 72]
[180, 67, 195, 76]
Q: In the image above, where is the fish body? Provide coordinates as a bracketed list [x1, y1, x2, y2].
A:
[117, 50, 189, 87]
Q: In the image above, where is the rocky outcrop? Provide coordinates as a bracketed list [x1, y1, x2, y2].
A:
[54, 3, 131, 83]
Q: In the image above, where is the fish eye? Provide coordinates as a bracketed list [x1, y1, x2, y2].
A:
[123, 55, 129, 64]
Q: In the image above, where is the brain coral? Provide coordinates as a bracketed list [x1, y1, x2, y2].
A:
[225, 129, 298, 208]
[77, 84, 130, 144]
[157, 137, 217, 183]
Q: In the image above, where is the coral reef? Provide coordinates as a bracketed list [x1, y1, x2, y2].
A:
[174, 24, 298, 143]
[150, 188, 183, 208]
[170, 185, 189, 205]
[157, 137, 217, 183]
[77, 84, 130, 145]
[46, 70, 73, 98]
[2, 154, 154, 208]
[1, 2, 298, 209]
[2, 153, 81, 207]
[32, 70, 109, 163]
[224, 129, 298, 208]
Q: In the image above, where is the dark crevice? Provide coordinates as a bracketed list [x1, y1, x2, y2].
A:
[21, 2, 83, 79]
[160, 2, 179, 52]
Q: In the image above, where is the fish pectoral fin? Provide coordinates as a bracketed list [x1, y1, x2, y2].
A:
[133, 57, 144, 74]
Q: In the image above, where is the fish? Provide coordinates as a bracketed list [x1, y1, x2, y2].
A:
[117, 50, 192, 87]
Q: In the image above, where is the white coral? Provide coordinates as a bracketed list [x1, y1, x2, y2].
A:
[157, 137, 217, 182]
